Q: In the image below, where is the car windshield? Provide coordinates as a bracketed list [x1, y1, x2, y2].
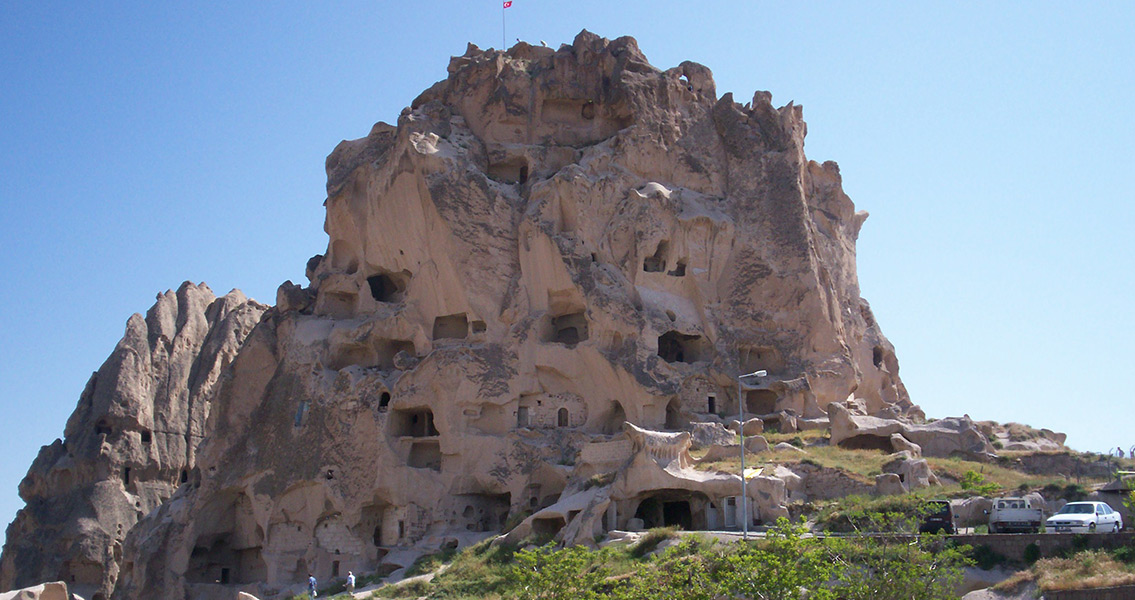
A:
[1057, 504, 1094, 515]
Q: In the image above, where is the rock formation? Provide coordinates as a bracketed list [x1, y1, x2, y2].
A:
[3, 30, 1038, 600]
[0, 581, 70, 600]
[0, 284, 266, 600]
[106, 31, 914, 598]
[828, 401, 993, 458]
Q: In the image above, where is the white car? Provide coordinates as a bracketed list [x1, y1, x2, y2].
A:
[1045, 501, 1123, 533]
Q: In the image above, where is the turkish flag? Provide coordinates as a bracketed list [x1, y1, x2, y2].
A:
[503, 1, 512, 7]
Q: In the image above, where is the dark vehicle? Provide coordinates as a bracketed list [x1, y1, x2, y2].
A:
[919, 500, 956, 534]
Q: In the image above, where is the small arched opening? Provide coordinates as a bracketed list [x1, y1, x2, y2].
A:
[838, 434, 896, 453]
[632, 489, 710, 531]
[664, 398, 685, 430]
[744, 390, 779, 416]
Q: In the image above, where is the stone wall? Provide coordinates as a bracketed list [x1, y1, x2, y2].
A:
[948, 532, 1135, 563]
[1044, 584, 1135, 600]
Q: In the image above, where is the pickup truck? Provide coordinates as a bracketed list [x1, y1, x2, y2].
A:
[988, 497, 1044, 533]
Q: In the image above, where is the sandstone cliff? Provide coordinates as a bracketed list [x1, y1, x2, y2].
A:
[1, 30, 979, 600]
[0, 283, 266, 600]
[100, 31, 920, 599]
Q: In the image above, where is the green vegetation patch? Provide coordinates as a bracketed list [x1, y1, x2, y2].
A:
[362, 519, 970, 600]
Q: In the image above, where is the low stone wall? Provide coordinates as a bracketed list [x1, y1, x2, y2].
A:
[948, 532, 1135, 562]
[1044, 584, 1135, 600]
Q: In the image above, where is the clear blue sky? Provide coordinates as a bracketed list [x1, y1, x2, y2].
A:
[2, 2, 1132, 529]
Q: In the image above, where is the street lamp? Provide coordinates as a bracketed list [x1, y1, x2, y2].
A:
[738, 369, 766, 541]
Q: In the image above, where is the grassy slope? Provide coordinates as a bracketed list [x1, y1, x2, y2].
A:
[693, 431, 1116, 499]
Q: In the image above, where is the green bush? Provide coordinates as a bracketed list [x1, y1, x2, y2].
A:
[511, 544, 611, 600]
[629, 526, 678, 558]
[960, 470, 1000, 496]
[1112, 545, 1135, 564]
[368, 513, 972, 600]
[404, 547, 456, 577]
[1024, 543, 1041, 565]
[970, 544, 1008, 570]
[815, 494, 930, 533]
[1063, 483, 1088, 501]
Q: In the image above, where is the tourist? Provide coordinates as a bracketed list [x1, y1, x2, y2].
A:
[346, 570, 355, 593]
[308, 573, 317, 597]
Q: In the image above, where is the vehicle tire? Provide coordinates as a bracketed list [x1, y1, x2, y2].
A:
[989, 524, 997, 534]
[1089, 522, 1097, 533]
[1114, 522, 1121, 533]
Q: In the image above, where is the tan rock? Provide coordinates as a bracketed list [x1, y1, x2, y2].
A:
[774, 442, 807, 454]
[890, 433, 922, 457]
[689, 422, 735, 450]
[0, 284, 266, 599]
[829, 402, 992, 458]
[875, 473, 906, 496]
[953, 497, 994, 527]
[882, 454, 939, 490]
[6, 31, 921, 598]
[0, 582, 68, 600]
[744, 436, 770, 454]
[741, 418, 764, 436]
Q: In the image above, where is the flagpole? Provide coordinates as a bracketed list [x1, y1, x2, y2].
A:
[502, 3, 506, 50]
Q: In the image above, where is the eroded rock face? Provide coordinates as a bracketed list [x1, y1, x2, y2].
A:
[828, 401, 994, 458]
[0, 581, 69, 600]
[0, 283, 266, 599]
[110, 30, 919, 598]
[3, 31, 932, 599]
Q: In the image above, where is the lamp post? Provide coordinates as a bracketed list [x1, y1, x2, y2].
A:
[738, 369, 766, 541]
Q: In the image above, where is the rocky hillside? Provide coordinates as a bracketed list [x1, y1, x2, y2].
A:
[1, 31, 1062, 600]
[0, 283, 266, 600]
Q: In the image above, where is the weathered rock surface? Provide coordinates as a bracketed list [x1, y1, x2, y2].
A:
[976, 421, 1066, 452]
[688, 422, 734, 450]
[828, 401, 993, 458]
[0, 581, 69, 600]
[874, 473, 906, 496]
[882, 452, 939, 490]
[5, 31, 937, 599]
[0, 284, 266, 599]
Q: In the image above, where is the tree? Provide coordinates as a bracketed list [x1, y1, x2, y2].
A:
[825, 510, 971, 600]
[718, 518, 834, 600]
[511, 544, 609, 600]
[613, 538, 720, 600]
[960, 470, 1000, 496]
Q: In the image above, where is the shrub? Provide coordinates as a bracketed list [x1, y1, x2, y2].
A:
[719, 518, 834, 600]
[970, 544, 1007, 570]
[629, 526, 678, 558]
[815, 494, 929, 533]
[827, 528, 971, 600]
[511, 544, 611, 600]
[404, 547, 456, 577]
[583, 472, 616, 490]
[1112, 545, 1135, 564]
[613, 538, 722, 600]
[1024, 542, 1041, 565]
[960, 470, 1000, 496]
[1063, 483, 1088, 501]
